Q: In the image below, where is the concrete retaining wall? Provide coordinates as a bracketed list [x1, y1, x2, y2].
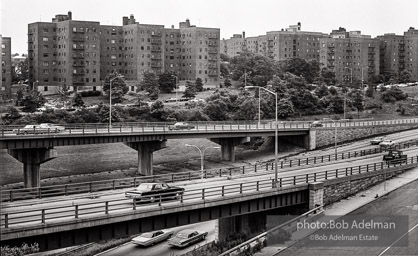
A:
[323, 165, 416, 205]
[316, 123, 418, 148]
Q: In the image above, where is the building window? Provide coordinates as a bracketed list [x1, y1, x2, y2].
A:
[44, 86, 48, 91]
[42, 37, 48, 41]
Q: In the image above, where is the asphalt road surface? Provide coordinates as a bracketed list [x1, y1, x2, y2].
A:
[277, 178, 418, 256]
[99, 220, 216, 256]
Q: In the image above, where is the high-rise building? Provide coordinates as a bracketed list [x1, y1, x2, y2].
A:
[221, 23, 327, 61]
[319, 28, 380, 84]
[28, 12, 220, 95]
[1, 36, 12, 99]
[377, 27, 418, 82]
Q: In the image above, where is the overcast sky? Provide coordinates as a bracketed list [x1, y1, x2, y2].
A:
[1, 0, 417, 54]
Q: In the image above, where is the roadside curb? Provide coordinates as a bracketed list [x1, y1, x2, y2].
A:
[93, 241, 132, 256]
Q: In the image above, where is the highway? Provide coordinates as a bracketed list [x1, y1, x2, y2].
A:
[277, 178, 418, 256]
[2, 129, 418, 229]
[100, 221, 216, 256]
[1, 118, 417, 138]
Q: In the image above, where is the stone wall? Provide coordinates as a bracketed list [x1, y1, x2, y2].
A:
[323, 164, 417, 205]
[315, 123, 418, 148]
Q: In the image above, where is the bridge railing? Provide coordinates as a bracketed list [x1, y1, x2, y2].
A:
[218, 205, 324, 256]
[2, 138, 418, 202]
[1, 118, 418, 137]
[1, 156, 417, 229]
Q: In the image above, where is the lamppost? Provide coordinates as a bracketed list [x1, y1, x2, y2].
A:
[323, 118, 338, 155]
[245, 85, 279, 188]
[109, 73, 124, 128]
[185, 144, 220, 178]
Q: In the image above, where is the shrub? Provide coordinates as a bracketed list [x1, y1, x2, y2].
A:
[80, 91, 102, 97]
[1, 243, 39, 256]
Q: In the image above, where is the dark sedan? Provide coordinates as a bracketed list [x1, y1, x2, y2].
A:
[125, 182, 184, 203]
[168, 229, 208, 248]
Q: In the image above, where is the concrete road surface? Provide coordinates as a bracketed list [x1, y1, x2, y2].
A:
[99, 220, 216, 256]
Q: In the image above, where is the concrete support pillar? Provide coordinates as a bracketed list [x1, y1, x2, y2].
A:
[308, 182, 324, 210]
[210, 137, 250, 161]
[216, 212, 266, 242]
[126, 140, 166, 176]
[306, 129, 316, 150]
[8, 148, 57, 188]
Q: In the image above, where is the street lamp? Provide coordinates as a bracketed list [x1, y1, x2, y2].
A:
[323, 118, 338, 155]
[245, 85, 279, 188]
[109, 73, 124, 128]
[185, 144, 220, 178]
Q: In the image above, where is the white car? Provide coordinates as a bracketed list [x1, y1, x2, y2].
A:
[13, 123, 65, 135]
[380, 140, 396, 147]
[132, 229, 174, 246]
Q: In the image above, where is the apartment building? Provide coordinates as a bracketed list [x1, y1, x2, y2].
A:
[28, 12, 220, 95]
[1, 36, 12, 99]
[319, 28, 380, 84]
[221, 23, 327, 61]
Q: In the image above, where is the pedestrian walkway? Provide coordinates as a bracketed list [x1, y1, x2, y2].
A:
[255, 166, 418, 256]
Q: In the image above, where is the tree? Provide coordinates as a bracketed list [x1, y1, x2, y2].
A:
[103, 73, 128, 104]
[314, 84, 329, 99]
[398, 70, 412, 83]
[234, 97, 257, 120]
[230, 52, 276, 87]
[1, 106, 22, 124]
[72, 93, 85, 107]
[350, 90, 364, 118]
[277, 98, 294, 118]
[183, 81, 197, 98]
[220, 62, 230, 78]
[11, 58, 29, 84]
[279, 58, 320, 84]
[381, 86, 408, 103]
[140, 71, 159, 100]
[195, 78, 204, 92]
[224, 78, 232, 88]
[150, 100, 165, 120]
[58, 83, 71, 108]
[15, 89, 24, 106]
[319, 68, 337, 86]
[365, 85, 374, 98]
[22, 90, 47, 112]
[158, 72, 176, 93]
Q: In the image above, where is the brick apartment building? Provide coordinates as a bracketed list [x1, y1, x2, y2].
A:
[319, 28, 380, 84]
[28, 12, 220, 95]
[1, 36, 12, 99]
[220, 23, 327, 61]
[378, 27, 418, 81]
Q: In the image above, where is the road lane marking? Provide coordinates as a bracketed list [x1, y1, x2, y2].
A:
[378, 222, 418, 256]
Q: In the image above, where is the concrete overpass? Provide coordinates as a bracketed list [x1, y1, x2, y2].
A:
[0, 122, 314, 187]
[1, 156, 417, 251]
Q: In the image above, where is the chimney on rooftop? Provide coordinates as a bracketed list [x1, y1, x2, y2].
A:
[68, 11, 72, 20]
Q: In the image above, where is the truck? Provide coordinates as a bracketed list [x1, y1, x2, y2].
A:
[382, 150, 407, 164]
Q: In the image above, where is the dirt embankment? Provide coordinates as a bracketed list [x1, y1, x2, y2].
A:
[1, 137, 303, 188]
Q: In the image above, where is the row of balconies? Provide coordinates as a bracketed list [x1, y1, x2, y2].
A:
[72, 37, 85, 42]
[151, 39, 162, 44]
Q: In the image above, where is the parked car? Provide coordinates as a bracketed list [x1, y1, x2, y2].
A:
[168, 229, 208, 248]
[13, 123, 65, 135]
[125, 182, 184, 203]
[168, 122, 195, 130]
[370, 136, 386, 145]
[132, 229, 174, 246]
[310, 121, 323, 127]
[380, 140, 396, 148]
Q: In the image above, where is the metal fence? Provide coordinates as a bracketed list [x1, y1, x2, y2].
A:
[2, 138, 418, 202]
[2, 157, 417, 229]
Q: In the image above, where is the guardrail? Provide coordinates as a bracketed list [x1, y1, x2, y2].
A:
[218, 205, 324, 256]
[2, 138, 418, 202]
[1, 157, 417, 229]
[1, 118, 418, 137]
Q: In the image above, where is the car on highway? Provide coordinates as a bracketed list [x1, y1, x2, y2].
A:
[310, 121, 323, 127]
[379, 139, 396, 148]
[168, 122, 196, 130]
[168, 229, 208, 248]
[132, 229, 174, 246]
[13, 123, 65, 135]
[125, 182, 184, 203]
[370, 136, 386, 145]
[382, 149, 407, 164]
